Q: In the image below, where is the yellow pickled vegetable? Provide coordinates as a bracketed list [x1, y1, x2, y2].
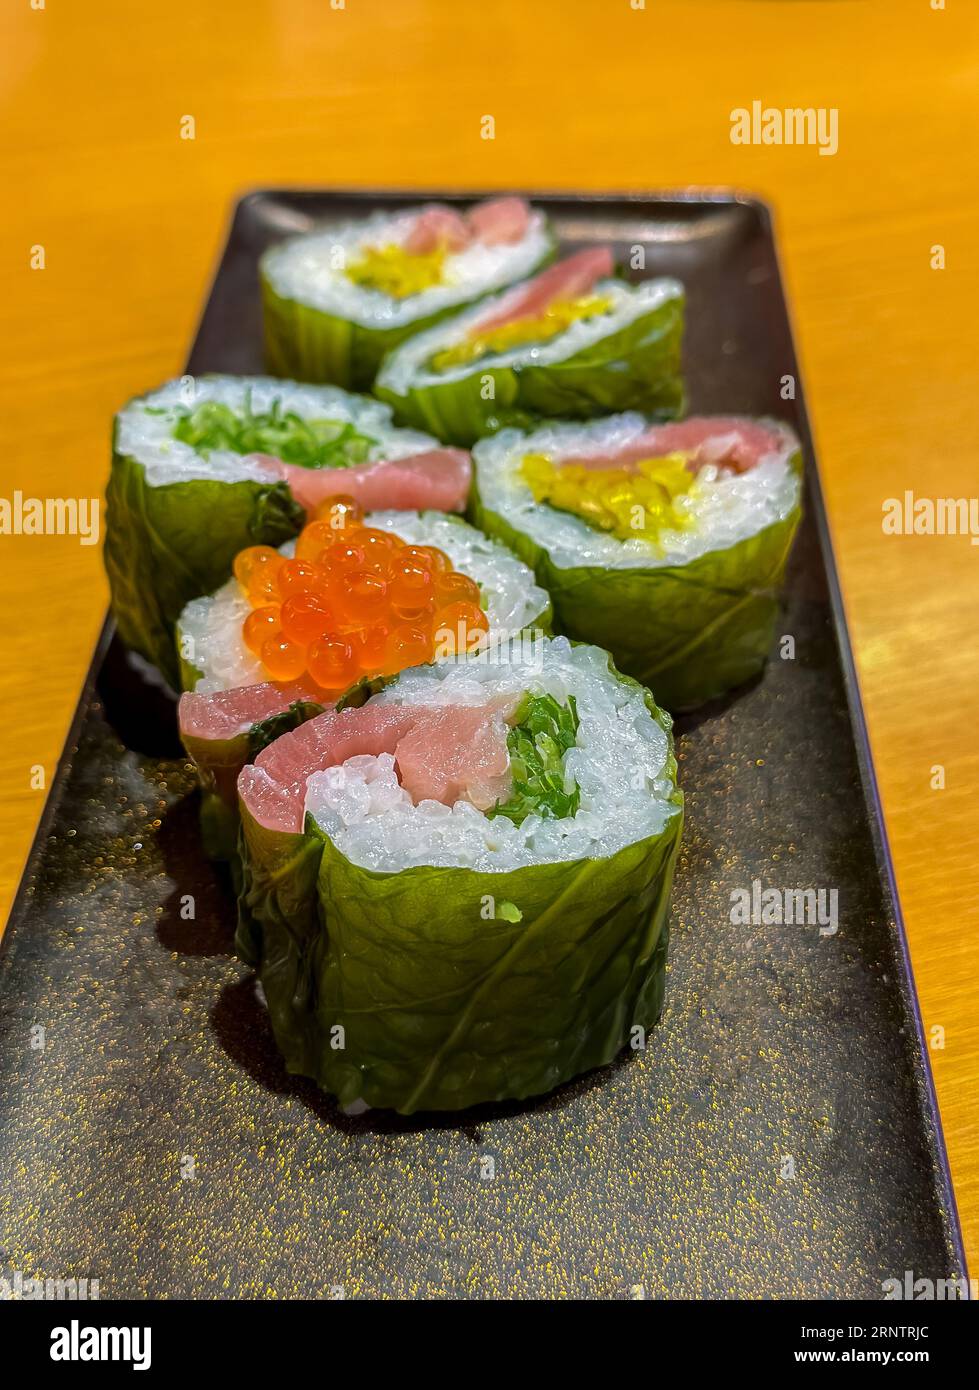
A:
[432, 294, 613, 372]
[346, 243, 447, 298]
[521, 451, 697, 546]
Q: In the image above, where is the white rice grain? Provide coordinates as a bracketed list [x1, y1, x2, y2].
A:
[473, 413, 801, 571]
[305, 637, 676, 874]
[377, 277, 683, 394]
[261, 207, 551, 327]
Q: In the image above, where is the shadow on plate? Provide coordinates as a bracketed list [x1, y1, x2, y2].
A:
[97, 633, 182, 758]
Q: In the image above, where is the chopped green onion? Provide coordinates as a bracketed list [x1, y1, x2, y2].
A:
[488, 692, 581, 827]
[170, 392, 376, 469]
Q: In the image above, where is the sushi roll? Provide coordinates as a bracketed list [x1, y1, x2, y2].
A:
[471, 414, 803, 710]
[177, 506, 551, 859]
[261, 197, 553, 390]
[236, 636, 684, 1114]
[374, 249, 685, 446]
[105, 375, 470, 686]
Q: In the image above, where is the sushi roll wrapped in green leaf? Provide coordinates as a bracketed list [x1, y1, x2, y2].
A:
[471, 414, 803, 710]
[374, 248, 685, 446]
[177, 509, 551, 860]
[236, 636, 684, 1114]
[105, 375, 471, 686]
[261, 197, 554, 390]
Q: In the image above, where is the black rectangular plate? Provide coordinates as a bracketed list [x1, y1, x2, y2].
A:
[0, 191, 966, 1300]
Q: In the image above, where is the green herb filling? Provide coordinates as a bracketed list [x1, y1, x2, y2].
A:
[488, 692, 581, 827]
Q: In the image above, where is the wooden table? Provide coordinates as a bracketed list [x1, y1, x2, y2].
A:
[2, 0, 976, 1275]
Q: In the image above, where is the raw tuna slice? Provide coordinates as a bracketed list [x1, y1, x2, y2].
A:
[257, 447, 472, 514]
[393, 705, 511, 810]
[467, 196, 532, 245]
[404, 206, 471, 255]
[179, 681, 315, 744]
[180, 681, 325, 818]
[404, 198, 532, 255]
[473, 247, 614, 335]
[240, 702, 512, 835]
[565, 417, 793, 476]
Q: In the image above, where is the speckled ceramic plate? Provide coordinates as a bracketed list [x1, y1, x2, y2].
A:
[0, 192, 966, 1299]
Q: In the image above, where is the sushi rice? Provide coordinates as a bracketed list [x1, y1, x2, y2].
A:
[176, 510, 551, 861]
[261, 203, 554, 389]
[306, 638, 677, 873]
[375, 274, 685, 446]
[237, 636, 684, 1113]
[471, 413, 803, 709]
[106, 375, 465, 686]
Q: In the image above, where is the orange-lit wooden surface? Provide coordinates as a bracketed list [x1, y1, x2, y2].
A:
[1, 0, 977, 1273]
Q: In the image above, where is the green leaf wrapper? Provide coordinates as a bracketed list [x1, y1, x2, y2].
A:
[470, 456, 803, 711]
[260, 234, 557, 392]
[105, 446, 303, 689]
[263, 280, 414, 392]
[235, 670, 683, 1114]
[375, 291, 685, 447]
[181, 699, 327, 863]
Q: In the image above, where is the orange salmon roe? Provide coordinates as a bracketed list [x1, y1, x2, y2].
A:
[234, 500, 488, 695]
